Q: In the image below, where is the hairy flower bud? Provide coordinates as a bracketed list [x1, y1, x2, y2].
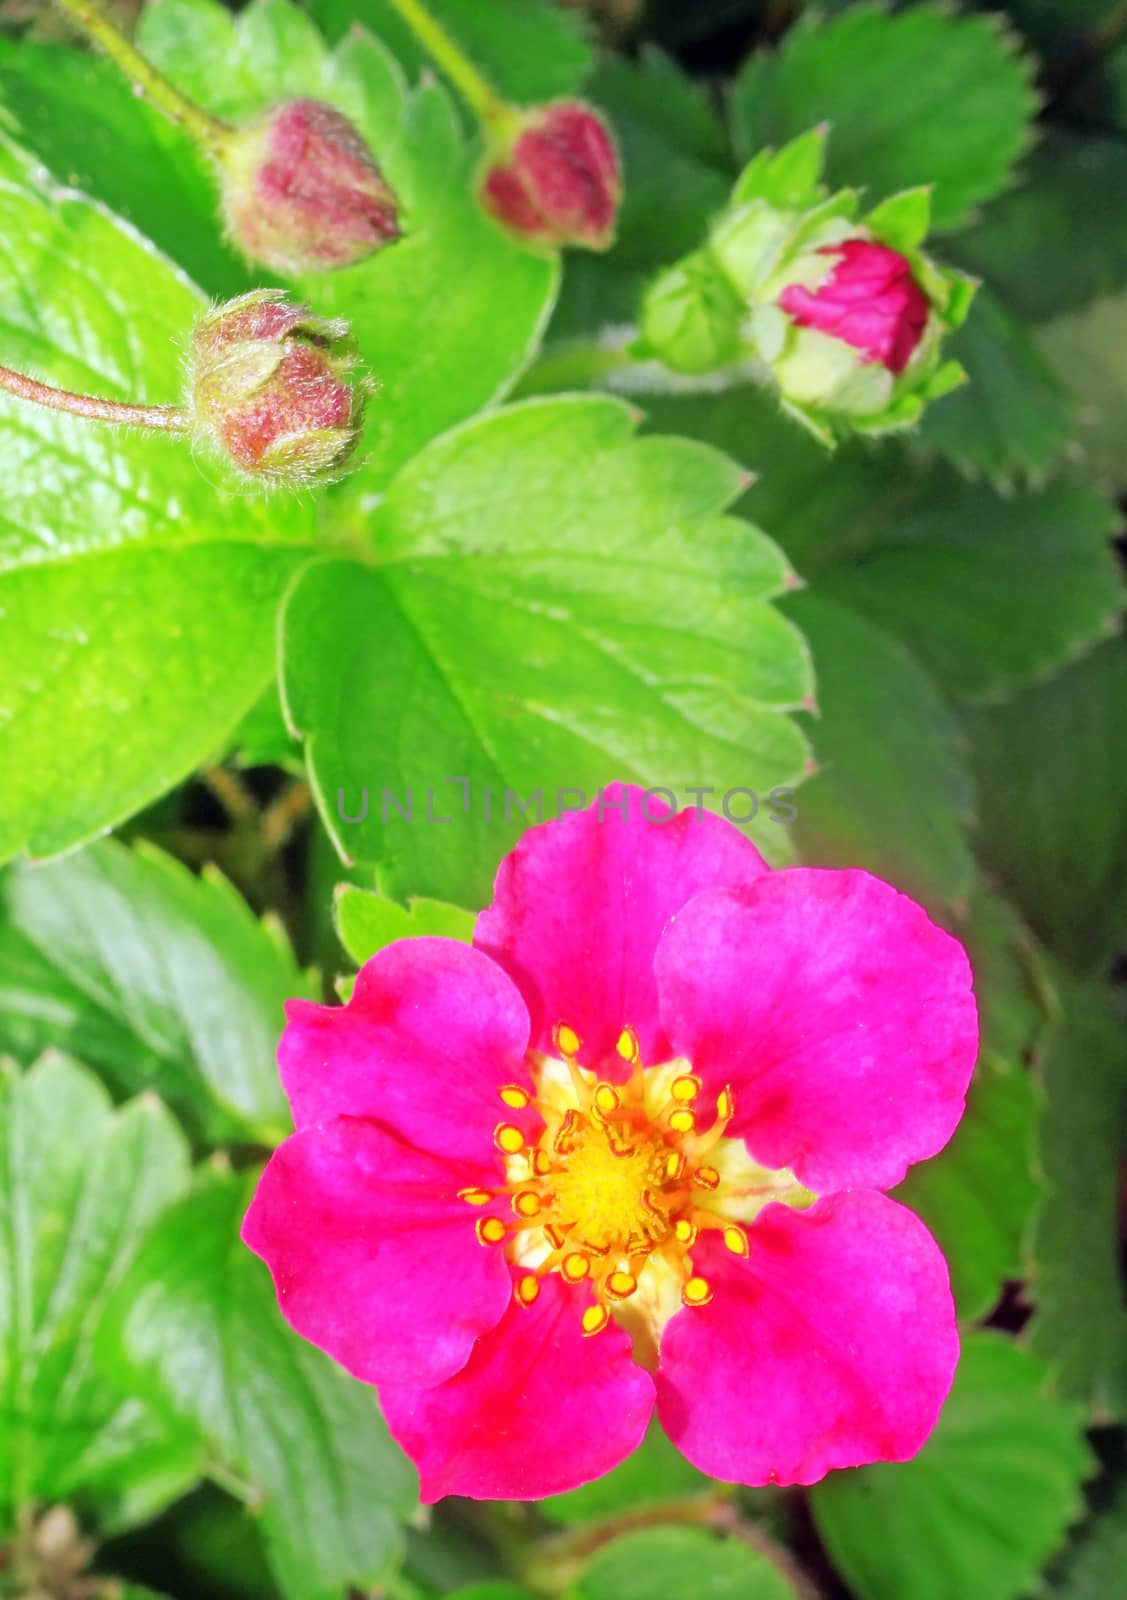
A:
[188, 290, 370, 484]
[480, 100, 621, 251]
[778, 240, 930, 375]
[641, 129, 974, 440]
[219, 99, 399, 277]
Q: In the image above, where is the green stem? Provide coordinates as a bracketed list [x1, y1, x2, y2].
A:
[384, 0, 517, 133]
[0, 363, 188, 432]
[53, 0, 232, 152]
[513, 341, 644, 397]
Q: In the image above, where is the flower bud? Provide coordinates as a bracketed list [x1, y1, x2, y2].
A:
[480, 100, 621, 251]
[642, 130, 974, 439]
[188, 290, 370, 484]
[219, 99, 399, 277]
[777, 240, 929, 375]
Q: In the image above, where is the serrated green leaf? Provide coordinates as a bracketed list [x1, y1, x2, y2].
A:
[0, 1054, 197, 1534]
[0, 38, 249, 299]
[1045, 1478, 1127, 1598]
[952, 130, 1127, 323]
[335, 883, 474, 968]
[811, 1335, 1091, 1600]
[895, 1064, 1039, 1322]
[635, 386, 1121, 706]
[964, 640, 1127, 973]
[779, 591, 976, 908]
[1028, 975, 1127, 1420]
[0, 136, 315, 864]
[728, 5, 1037, 231]
[97, 1171, 416, 1600]
[308, 0, 593, 102]
[0, 840, 309, 1144]
[282, 395, 811, 903]
[568, 1527, 799, 1600]
[138, 0, 560, 489]
[1038, 290, 1127, 492]
[915, 288, 1073, 486]
[542, 1424, 713, 1527]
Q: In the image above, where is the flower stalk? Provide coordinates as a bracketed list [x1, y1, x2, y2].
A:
[384, 0, 517, 132]
[52, 0, 232, 154]
[0, 363, 188, 432]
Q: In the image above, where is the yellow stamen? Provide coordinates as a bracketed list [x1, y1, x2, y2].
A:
[494, 1123, 526, 1155]
[672, 1074, 701, 1103]
[668, 1107, 695, 1135]
[516, 1274, 540, 1307]
[594, 1083, 621, 1116]
[693, 1165, 720, 1191]
[605, 1269, 637, 1300]
[513, 1190, 542, 1218]
[499, 1084, 531, 1110]
[723, 1224, 750, 1257]
[581, 1303, 609, 1336]
[556, 1023, 582, 1057]
[562, 1252, 590, 1283]
[458, 1187, 493, 1207]
[616, 1026, 640, 1063]
[682, 1276, 713, 1307]
[476, 1216, 506, 1246]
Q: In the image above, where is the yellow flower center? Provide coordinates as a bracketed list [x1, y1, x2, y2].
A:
[463, 1023, 812, 1363]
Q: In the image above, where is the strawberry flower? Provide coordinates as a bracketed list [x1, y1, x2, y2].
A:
[243, 786, 976, 1500]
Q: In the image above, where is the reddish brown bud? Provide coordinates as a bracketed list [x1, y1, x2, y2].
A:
[480, 100, 621, 252]
[220, 99, 399, 277]
[188, 290, 370, 484]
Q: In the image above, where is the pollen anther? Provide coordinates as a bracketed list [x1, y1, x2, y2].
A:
[594, 1083, 621, 1116]
[674, 1218, 698, 1246]
[716, 1085, 735, 1121]
[458, 1187, 493, 1206]
[668, 1107, 695, 1134]
[494, 1123, 526, 1155]
[723, 1224, 749, 1257]
[516, 1275, 540, 1306]
[581, 1304, 610, 1336]
[693, 1165, 720, 1191]
[499, 1084, 531, 1110]
[672, 1074, 701, 1102]
[682, 1275, 713, 1307]
[605, 1269, 637, 1300]
[476, 1216, 507, 1246]
[616, 1027, 640, 1063]
[562, 1252, 590, 1282]
[555, 1023, 582, 1057]
[513, 1190, 542, 1218]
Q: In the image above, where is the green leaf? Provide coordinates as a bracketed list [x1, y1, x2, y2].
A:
[542, 1424, 713, 1526]
[915, 288, 1074, 487]
[964, 640, 1127, 973]
[335, 883, 474, 968]
[895, 1064, 1039, 1322]
[779, 591, 976, 909]
[952, 130, 1127, 322]
[1038, 290, 1127, 492]
[569, 1527, 799, 1600]
[636, 387, 1121, 707]
[98, 1170, 416, 1600]
[308, 0, 593, 102]
[0, 38, 249, 299]
[138, 0, 560, 489]
[0, 136, 314, 864]
[0, 840, 309, 1144]
[728, 5, 1037, 231]
[1028, 975, 1127, 1420]
[811, 1334, 1091, 1600]
[282, 395, 812, 904]
[1046, 1478, 1127, 1598]
[0, 1054, 196, 1534]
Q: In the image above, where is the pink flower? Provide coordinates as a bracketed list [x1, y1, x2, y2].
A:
[243, 786, 976, 1500]
[221, 99, 399, 277]
[480, 101, 622, 251]
[778, 239, 930, 374]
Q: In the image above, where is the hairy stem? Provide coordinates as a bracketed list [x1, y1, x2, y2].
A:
[384, 0, 518, 132]
[0, 364, 188, 432]
[53, 0, 232, 152]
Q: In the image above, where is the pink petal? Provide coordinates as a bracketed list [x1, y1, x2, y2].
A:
[243, 1117, 513, 1388]
[656, 869, 977, 1192]
[475, 784, 767, 1075]
[379, 1275, 655, 1502]
[279, 938, 532, 1167]
[657, 1192, 958, 1486]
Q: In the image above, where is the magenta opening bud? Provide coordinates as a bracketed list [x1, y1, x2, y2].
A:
[188, 290, 370, 485]
[480, 100, 622, 252]
[778, 240, 930, 375]
[219, 99, 399, 277]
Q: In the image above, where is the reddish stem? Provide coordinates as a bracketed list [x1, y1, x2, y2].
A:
[0, 364, 188, 432]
